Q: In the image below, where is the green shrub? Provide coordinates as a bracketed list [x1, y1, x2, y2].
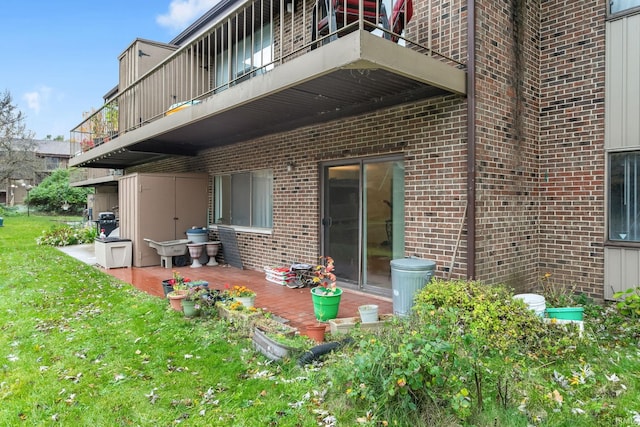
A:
[328, 279, 586, 424]
[330, 313, 474, 423]
[612, 287, 640, 318]
[0, 204, 20, 217]
[36, 223, 97, 246]
[413, 279, 549, 354]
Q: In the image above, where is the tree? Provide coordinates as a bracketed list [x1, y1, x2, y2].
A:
[27, 169, 93, 214]
[0, 90, 39, 185]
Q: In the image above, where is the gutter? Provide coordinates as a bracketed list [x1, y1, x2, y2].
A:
[466, 0, 476, 279]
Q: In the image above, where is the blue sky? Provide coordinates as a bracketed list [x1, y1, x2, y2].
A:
[0, 0, 219, 140]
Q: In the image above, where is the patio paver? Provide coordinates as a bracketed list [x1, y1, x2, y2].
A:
[60, 244, 393, 336]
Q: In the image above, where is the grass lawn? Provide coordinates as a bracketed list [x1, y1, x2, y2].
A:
[1, 215, 640, 426]
[0, 216, 324, 426]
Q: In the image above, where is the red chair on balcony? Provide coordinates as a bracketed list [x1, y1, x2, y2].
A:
[390, 0, 413, 42]
[312, 0, 391, 45]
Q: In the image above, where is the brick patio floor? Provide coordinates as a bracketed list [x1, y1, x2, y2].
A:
[60, 244, 393, 336]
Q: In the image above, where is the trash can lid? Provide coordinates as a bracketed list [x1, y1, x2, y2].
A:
[390, 258, 436, 271]
[96, 237, 131, 243]
[186, 228, 207, 234]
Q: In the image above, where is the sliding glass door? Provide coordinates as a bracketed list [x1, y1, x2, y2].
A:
[322, 157, 404, 293]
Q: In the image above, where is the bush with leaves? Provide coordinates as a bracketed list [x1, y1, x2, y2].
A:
[336, 312, 475, 422]
[27, 168, 93, 214]
[36, 223, 97, 246]
[413, 278, 551, 355]
[327, 279, 584, 424]
[612, 287, 640, 318]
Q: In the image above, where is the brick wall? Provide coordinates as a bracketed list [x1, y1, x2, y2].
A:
[132, 94, 468, 275]
[538, 0, 606, 298]
[473, 0, 541, 291]
[127, 0, 609, 297]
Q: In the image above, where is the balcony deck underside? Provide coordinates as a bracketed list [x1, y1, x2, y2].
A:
[71, 31, 466, 169]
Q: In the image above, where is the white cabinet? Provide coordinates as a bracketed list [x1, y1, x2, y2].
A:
[95, 238, 132, 269]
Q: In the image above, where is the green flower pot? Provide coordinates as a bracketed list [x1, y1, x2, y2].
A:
[181, 299, 201, 318]
[310, 287, 343, 321]
[546, 307, 584, 321]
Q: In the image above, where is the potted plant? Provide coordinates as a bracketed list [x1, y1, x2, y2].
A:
[223, 284, 257, 308]
[163, 270, 192, 296]
[539, 272, 584, 321]
[181, 285, 209, 318]
[310, 256, 342, 322]
[166, 271, 192, 310]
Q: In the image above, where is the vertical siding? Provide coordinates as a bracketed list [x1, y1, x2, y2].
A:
[117, 174, 138, 245]
[604, 14, 640, 300]
[606, 14, 640, 150]
[604, 247, 640, 299]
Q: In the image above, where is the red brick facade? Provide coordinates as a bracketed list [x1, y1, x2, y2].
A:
[132, 0, 608, 298]
[538, 1, 606, 297]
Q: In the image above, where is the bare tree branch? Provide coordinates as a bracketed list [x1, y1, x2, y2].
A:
[0, 90, 39, 184]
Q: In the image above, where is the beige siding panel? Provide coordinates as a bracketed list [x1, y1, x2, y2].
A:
[604, 247, 640, 299]
[119, 173, 209, 267]
[606, 15, 640, 150]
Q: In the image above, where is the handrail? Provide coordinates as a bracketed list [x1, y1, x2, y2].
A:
[70, 0, 467, 155]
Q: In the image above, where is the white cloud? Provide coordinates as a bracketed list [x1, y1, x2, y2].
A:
[157, 0, 220, 31]
[23, 86, 52, 115]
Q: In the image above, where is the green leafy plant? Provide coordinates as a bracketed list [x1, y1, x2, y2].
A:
[612, 287, 640, 317]
[36, 223, 97, 246]
[184, 285, 209, 302]
[26, 169, 93, 214]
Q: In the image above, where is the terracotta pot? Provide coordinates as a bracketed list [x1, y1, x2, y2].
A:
[167, 291, 188, 311]
[305, 323, 326, 343]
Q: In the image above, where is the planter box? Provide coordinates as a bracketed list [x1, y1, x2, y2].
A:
[216, 302, 260, 335]
[252, 327, 301, 361]
[329, 314, 394, 335]
[254, 317, 297, 336]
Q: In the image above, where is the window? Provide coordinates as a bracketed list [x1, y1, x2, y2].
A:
[43, 156, 62, 170]
[214, 23, 273, 90]
[609, 152, 640, 242]
[214, 169, 273, 228]
[610, 0, 640, 14]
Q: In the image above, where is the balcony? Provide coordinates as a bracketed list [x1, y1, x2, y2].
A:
[69, 167, 123, 187]
[70, 0, 467, 169]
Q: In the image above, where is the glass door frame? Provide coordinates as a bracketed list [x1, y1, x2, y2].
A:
[320, 155, 404, 294]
